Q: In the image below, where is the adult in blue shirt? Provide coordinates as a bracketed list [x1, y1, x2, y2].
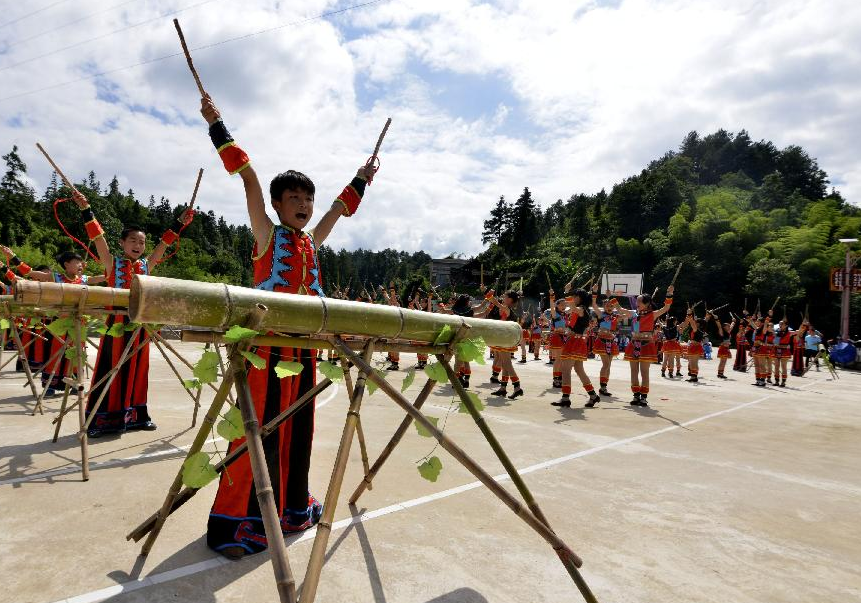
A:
[804, 328, 822, 370]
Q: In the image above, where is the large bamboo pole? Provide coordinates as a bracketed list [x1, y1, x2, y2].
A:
[127, 378, 333, 542]
[300, 340, 375, 603]
[14, 280, 129, 309]
[130, 275, 520, 347]
[136, 307, 266, 556]
[233, 341, 297, 603]
[438, 355, 597, 602]
[332, 339, 583, 567]
[74, 315, 90, 481]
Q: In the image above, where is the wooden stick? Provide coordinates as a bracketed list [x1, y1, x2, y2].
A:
[8, 323, 41, 413]
[334, 340, 584, 567]
[301, 340, 376, 603]
[341, 361, 371, 491]
[52, 383, 71, 443]
[127, 378, 332, 542]
[439, 355, 597, 602]
[173, 18, 206, 96]
[369, 118, 392, 164]
[35, 142, 77, 191]
[136, 307, 266, 556]
[232, 318, 298, 603]
[769, 296, 781, 312]
[73, 313, 89, 480]
[670, 261, 683, 287]
[188, 167, 203, 210]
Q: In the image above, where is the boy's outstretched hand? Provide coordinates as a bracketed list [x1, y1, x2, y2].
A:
[200, 94, 221, 125]
[356, 164, 375, 183]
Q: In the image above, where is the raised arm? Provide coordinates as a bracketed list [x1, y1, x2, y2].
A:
[1, 245, 51, 281]
[150, 207, 195, 266]
[71, 191, 112, 268]
[311, 166, 373, 245]
[200, 94, 272, 251]
[652, 285, 675, 319]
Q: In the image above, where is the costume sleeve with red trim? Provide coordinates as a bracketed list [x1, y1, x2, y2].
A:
[208, 119, 250, 175]
[80, 206, 104, 240]
[664, 294, 673, 306]
[334, 176, 367, 217]
[8, 255, 31, 276]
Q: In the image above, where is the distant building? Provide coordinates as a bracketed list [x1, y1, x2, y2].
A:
[429, 258, 469, 287]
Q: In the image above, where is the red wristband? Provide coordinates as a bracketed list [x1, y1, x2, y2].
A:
[484, 291, 494, 300]
[335, 184, 362, 217]
[85, 218, 104, 240]
[5, 269, 17, 282]
[161, 229, 179, 245]
[17, 262, 31, 276]
[217, 142, 250, 175]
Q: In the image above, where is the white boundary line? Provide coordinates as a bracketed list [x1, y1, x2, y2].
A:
[48, 378, 826, 603]
[0, 383, 339, 487]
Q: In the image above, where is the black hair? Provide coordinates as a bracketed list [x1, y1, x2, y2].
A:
[270, 170, 315, 201]
[34, 264, 50, 271]
[120, 225, 146, 240]
[55, 251, 83, 266]
[570, 288, 592, 308]
[504, 290, 520, 303]
[451, 294, 474, 317]
[666, 316, 678, 328]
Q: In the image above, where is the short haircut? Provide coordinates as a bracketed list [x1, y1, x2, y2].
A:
[121, 225, 146, 240]
[56, 251, 83, 266]
[270, 170, 315, 201]
[505, 290, 520, 303]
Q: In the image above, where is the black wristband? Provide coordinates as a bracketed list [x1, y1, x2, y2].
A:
[208, 118, 234, 150]
[349, 176, 367, 198]
[80, 207, 95, 222]
[8, 255, 20, 266]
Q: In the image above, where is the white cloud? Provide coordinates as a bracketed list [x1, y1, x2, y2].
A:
[1, 0, 859, 260]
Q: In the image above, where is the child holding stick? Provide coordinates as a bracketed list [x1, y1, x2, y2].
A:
[200, 93, 374, 558]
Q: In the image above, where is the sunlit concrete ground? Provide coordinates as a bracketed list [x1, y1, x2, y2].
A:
[1, 341, 859, 603]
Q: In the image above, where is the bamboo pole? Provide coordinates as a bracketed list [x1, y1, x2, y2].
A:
[212, 340, 236, 404]
[136, 307, 266, 557]
[52, 383, 71, 443]
[8, 322, 41, 413]
[15, 280, 128, 309]
[439, 355, 597, 602]
[149, 334, 202, 410]
[151, 332, 223, 397]
[127, 378, 333, 542]
[301, 340, 376, 603]
[73, 313, 90, 481]
[332, 339, 583, 567]
[341, 360, 371, 490]
[348, 323, 467, 505]
[232, 316, 298, 603]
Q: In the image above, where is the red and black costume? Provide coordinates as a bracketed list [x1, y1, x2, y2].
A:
[41, 272, 90, 393]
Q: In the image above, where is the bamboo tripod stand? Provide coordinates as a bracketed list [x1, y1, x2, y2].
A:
[128, 319, 597, 603]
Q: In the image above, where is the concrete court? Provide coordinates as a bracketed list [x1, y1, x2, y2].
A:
[0, 341, 859, 603]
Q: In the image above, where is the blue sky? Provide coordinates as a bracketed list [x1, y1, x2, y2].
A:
[1, 0, 859, 256]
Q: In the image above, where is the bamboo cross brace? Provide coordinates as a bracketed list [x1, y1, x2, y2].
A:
[79, 327, 147, 435]
[136, 307, 266, 557]
[152, 332, 226, 399]
[332, 340, 584, 566]
[127, 378, 333, 542]
[301, 340, 376, 603]
[439, 356, 597, 603]
[72, 313, 90, 480]
[341, 359, 371, 489]
[348, 323, 469, 505]
[211, 340, 237, 404]
[149, 334, 202, 410]
[232, 313, 298, 603]
[8, 322, 42, 413]
[0, 334, 36, 371]
[32, 336, 70, 416]
[52, 382, 72, 443]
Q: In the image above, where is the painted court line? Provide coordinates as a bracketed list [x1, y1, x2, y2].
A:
[48, 378, 825, 603]
[1, 384, 339, 487]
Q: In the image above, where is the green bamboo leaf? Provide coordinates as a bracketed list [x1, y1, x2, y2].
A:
[216, 405, 245, 442]
[366, 368, 386, 396]
[224, 325, 259, 343]
[459, 391, 484, 414]
[455, 337, 487, 365]
[423, 362, 448, 383]
[417, 456, 443, 482]
[274, 360, 304, 378]
[193, 350, 220, 383]
[181, 451, 218, 488]
[106, 323, 125, 338]
[240, 350, 266, 370]
[93, 321, 109, 335]
[0, 318, 10, 330]
[182, 378, 202, 390]
[46, 317, 75, 338]
[318, 360, 344, 382]
[401, 369, 415, 393]
[414, 416, 439, 438]
[64, 346, 84, 363]
[124, 322, 141, 332]
[433, 324, 454, 346]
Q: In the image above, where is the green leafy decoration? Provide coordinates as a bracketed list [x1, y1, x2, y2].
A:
[414, 416, 439, 438]
[318, 360, 344, 382]
[274, 360, 304, 378]
[459, 391, 485, 414]
[182, 451, 218, 488]
[240, 350, 266, 370]
[216, 405, 245, 442]
[0, 318, 10, 331]
[223, 325, 259, 343]
[183, 378, 202, 390]
[423, 362, 448, 383]
[106, 323, 126, 338]
[433, 324, 454, 346]
[93, 321, 109, 335]
[366, 368, 386, 396]
[46, 317, 75, 338]
[401, 369, 415, 393]
[193, 350, 220, 383]
[124, 322, 141, 332]
[417, 456, 443, 482]
[455, 337, 487, 365]
[64, 346, 85, 363]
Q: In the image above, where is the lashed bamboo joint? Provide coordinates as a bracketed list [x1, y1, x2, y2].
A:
[14, 280, 129, 309]
[129, 275, 520, 347]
